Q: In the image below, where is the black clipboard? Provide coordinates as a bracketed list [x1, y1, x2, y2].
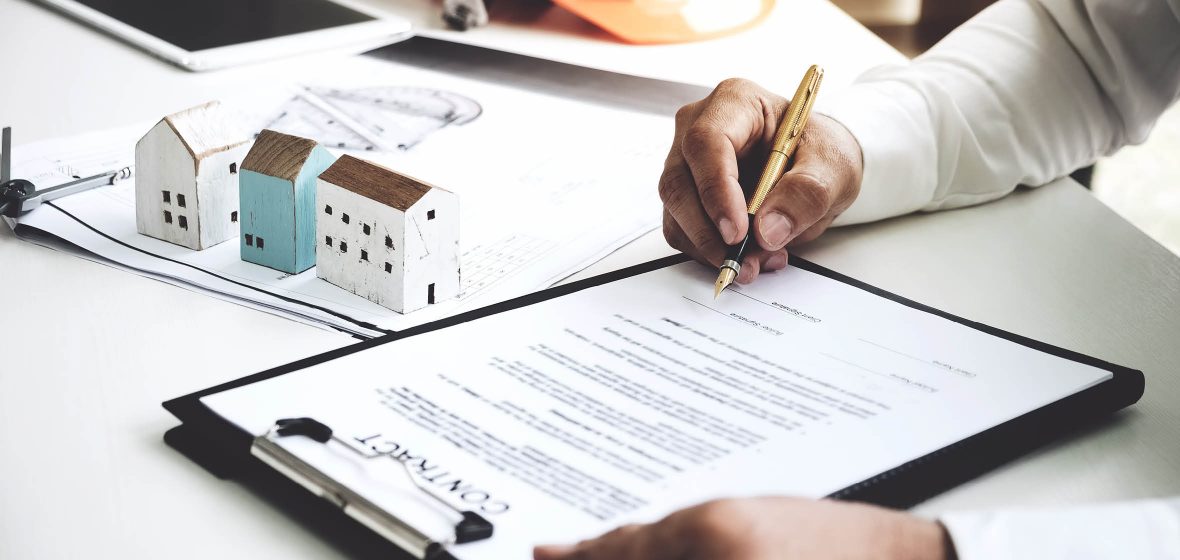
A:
[162, 254, 1145, 560]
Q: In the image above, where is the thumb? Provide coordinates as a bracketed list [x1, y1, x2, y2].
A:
[752, 118, 857, 251]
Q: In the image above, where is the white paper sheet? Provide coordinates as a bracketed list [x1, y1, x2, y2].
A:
[4, 56, 668, 337]
[398, 0, 907, 96]
[203, 260, 1112, 559]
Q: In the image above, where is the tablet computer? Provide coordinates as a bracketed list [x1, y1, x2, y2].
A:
[34, 0, 412, 72]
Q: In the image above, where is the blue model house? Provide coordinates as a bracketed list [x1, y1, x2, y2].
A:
[239, 129, 336, 274]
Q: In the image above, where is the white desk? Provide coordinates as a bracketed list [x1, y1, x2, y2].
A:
[1, 0, 1178, 558]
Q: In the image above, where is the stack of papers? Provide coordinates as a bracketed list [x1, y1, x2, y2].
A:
[4, 56, 670, 337]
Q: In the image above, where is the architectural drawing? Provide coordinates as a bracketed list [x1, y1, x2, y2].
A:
[134, 101, 250, 250]
[316, 154, 460, 314]
[239, 129, 336, 274]
[262, 86, 482, 152]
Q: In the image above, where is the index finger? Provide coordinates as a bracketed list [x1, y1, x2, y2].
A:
[680, 124, 747, 245]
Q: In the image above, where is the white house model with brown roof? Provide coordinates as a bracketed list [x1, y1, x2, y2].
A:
[134, 101, 250, 250]
[316, 155, 460, 314]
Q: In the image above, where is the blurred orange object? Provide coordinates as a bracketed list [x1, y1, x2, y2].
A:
[553, 0, 776, 44]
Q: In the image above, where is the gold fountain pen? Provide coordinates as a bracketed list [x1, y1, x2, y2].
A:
[715, 65, 824, 298]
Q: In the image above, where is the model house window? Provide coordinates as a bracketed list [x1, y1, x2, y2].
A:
[162, 190, 171, 203]
[164, 210, 172, 224]
[245, 234, 253, 246]
[325, 235, 332, 246]
[342, 213, 350, 224]
[363, 224, 371, 235]
[427, 209, 436, 220]
[340, 241, 347, 253]
[428, 283, 436, 304]
[177, 194, 186, 208]
[384, 262, 392, 273]
[178, 215, 188, 230]
[231, 211, 238, 223]
[257, 237, 264, 249]
[361, 250, 369, 261]
[229, 163, 238, 174]
[324, 204, 332, 215]
[385, 235, 393, 249]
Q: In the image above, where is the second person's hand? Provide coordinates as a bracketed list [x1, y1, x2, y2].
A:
[534, 496, 951, 560]
[660, 78, 864, 283]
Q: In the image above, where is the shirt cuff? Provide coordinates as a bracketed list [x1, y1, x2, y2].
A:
[815, 71, 939, 226]
[941, 499, 1180, 560]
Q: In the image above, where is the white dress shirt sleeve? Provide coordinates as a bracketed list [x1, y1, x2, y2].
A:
[940, 497, 1180, 559]
[815, 0, 1180, 554]
[818, 0, 1180, 225]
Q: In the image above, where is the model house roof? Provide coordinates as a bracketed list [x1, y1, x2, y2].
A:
[318, 155, 439, 211]
[161, 101, 249, 161]
[242, 129, 321, 182]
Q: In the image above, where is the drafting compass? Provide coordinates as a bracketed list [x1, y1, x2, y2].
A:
[0, 127, 133, 218]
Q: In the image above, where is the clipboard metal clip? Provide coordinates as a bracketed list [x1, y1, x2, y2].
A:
[252, 417, 494, 559]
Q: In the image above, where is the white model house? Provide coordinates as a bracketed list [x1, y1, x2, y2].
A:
[316, 154, 459, 314]
[135, 101, 251, 250]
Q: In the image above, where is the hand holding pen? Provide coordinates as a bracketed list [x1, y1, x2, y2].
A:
[715, 65, 824, 296]
[656, 71, 863, 290]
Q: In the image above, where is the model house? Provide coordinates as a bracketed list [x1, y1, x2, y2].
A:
[238, 129, 336, 274]
[134, 101, 250, 250]
[316, 155, 459, 313]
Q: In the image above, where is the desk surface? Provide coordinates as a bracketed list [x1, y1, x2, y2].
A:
[2, 0, 1178, 558]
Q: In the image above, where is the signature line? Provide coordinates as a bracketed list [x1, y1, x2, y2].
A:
[727, 289, 814, 321]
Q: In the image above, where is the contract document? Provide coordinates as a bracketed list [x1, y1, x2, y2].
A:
[202, 259, 1114, 559]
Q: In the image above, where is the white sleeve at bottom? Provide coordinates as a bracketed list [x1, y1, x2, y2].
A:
[941, 497, 1180, 560]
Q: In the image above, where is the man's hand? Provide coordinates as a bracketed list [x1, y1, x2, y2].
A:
[534, 497, 952, 560]
[660, 79, 863, 283]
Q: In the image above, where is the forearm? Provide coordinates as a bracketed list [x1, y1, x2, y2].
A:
[820, 0, 1180, 225]
[941, 496, 1180, 559]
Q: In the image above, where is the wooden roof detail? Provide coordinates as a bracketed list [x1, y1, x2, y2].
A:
[318, 154, 439, 211]
[162, 101, 248, 162]
[241, 129, 320, 182]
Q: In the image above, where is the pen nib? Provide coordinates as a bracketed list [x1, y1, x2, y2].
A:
[714, 268, 736, 299]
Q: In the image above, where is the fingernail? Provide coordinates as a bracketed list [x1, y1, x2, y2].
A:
[760, 212, 792, 249]
[718, 217, 738, 244]
[766, 252, 788, 271]
[737, 257, 759, 284]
